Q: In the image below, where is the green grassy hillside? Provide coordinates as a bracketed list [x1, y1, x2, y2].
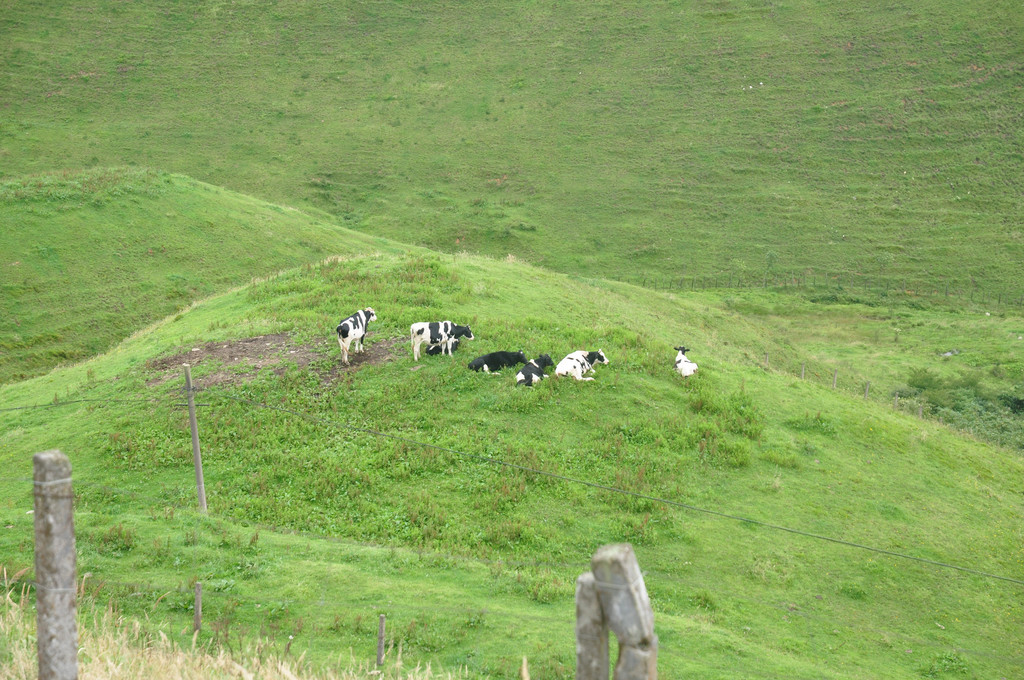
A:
[2, 252, 1022, 678]
[2, 1, 1022, 292]
[0, 167, 407, 384]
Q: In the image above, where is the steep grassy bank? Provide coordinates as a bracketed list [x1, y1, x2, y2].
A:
[2, 252, 1022, 678]
[0, 168, 405, 383]
[2, 1, 1021, 290]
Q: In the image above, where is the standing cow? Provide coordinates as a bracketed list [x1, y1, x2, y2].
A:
[336, 307, 377, 365]
[410, 321, 475, 361]
[554, 350, 609, 381]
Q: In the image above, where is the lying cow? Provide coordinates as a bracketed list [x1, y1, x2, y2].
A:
[410, 321, 474, 361]
[516, 354, 554, 386]
[674, 346, 698, 378]
[468, 350, 527, 373]
[336, 307, 377, 365]
[554, 350, 609, 381]
[426, 338, 460, 356]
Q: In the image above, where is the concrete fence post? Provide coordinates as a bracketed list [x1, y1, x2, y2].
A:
[377, 614, 386, 666]
[576, 543, 657, 679]
[33, 450, 78, 680]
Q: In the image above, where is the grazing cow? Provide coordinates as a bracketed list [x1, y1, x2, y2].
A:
[336, 307, 377, 365]
[425, 338, 460, 356]
[468, 350, 527, 373]
[674, 346, 698, 378]
[516, 354, 554, 386]
[410, 321, 474, 361]
[554, 350, 609, 381]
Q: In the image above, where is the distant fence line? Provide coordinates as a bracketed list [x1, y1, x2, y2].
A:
[613, 270, 1024, 309]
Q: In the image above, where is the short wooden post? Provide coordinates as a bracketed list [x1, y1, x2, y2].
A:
[377, 614, 386, 666]
[832, 369, 838, 389]
[194, 582, 202, 632]
[764, 352, 769, 366]
[34, 450, 78, 680]
[800, 363, 806, 380]
[918, 404, 923, 419]
[576, 572, 609, 679]
[183, 365, 207, 513]
[864, 381, 870, 399]
[577, 543, 656, 679]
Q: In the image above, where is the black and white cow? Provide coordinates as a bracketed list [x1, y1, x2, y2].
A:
[554, 350, 609, 381]
[468, 350, 527, 373]
[410, 321, 474, 361]
[425, 338, 460, 356]
[674, 346, 698, 378]
[516, 354, 554, 386]
[336, 307, 377, 365]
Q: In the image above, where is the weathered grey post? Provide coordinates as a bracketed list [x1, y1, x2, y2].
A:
[800, 363, 805, 380]
[183, 365, 207, 513]
[864, 381, 870, 399]
[33, 450, 78, 680]
[832, 369, 838, 389]
[576, 572, 609, 679]
[377, 614, 386, 666]
[576, 543, 656, 679]
[193, 582, 202, 632]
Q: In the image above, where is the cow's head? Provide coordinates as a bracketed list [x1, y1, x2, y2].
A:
[594, 349, 609, 365]
[535, 354, 553, 368]
[674, 346, 690, 354]
[455, 325, 474, 340]
[365, 308, 378, 322]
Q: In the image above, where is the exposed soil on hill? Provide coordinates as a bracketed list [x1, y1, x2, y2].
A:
[146, 333, 404, 388]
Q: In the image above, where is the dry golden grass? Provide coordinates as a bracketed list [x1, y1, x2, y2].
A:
[2, 588, 464, 680]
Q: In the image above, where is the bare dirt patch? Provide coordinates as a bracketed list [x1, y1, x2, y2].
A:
[146, 333, 404, 388]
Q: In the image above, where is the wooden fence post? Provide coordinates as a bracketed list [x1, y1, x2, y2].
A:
[832, 369, 838, 389]
[864, 382, 870, 399]
[377, 614, 386, 666]
[194, 582, 202, 632]
[183, 365, 207, 513]
[800, 363, 805, 380]
[576, 572, 609, 680]
[576, 543, 656, 679]
[34, 450, 78, 680]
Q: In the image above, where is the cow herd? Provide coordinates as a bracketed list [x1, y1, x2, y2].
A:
[334, 307, 698, 385]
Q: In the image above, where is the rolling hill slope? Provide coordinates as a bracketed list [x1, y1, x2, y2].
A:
[2, 250, 1022, 678]
[2, 1, 1022, 291]
[0, 167, 409, 383]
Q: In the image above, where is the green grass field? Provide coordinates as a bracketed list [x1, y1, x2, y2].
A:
[2, 1, 1023, 678]
[2, 1, 1022, 292]
[2, 250, 1023, 678]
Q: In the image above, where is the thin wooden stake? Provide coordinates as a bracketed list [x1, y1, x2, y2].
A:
[183, 365, 207, 513]
[864, 382, 870, 399]
[34, 450, 78, 680]
[832, 369, 838, 389]
[377, 614, 386, 666]
[894, 392, 900, 409]
[801, 363, 806, 380]
[194, 582, 202, 632]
